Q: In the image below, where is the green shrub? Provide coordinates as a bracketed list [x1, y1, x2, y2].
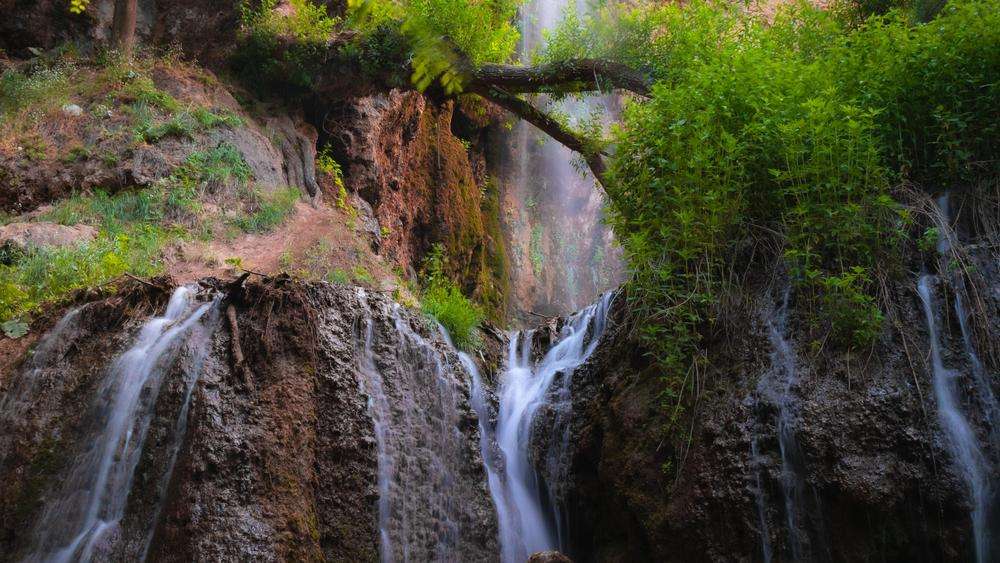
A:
[120, 76, 180, 112]
[419, 243, 482, 350]
[235, 0, 338, 92]
[0, 226, 168, 322]
[0, 64, 72, 120]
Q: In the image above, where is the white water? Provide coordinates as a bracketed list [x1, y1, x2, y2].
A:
[917, 274, 991, 563]
[353, 290, 471, 562]
[750, 434, 773, 563]
[755, 287, 833, 561]
[494, 292, 614, 561]
[759, 288, 809, 561]
[25, 286, 215, 563]
[508, 0, 621, 315]
[455, 349, 511, 562]
[921, 193, 995, 562]
[937, 193, 1000, 451]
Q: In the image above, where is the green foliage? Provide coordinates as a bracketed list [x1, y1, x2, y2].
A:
[0, 226, 168, 322]
[0, 63, 72, 121]
[235, 0, 338, 92]
[1, 143, 263, 322]
[2, 319, 29, 339]
[233, 187, 301, 233]
[348, 0, 522, 93]
[420, 243, 483, 350]
[918, 227, 940, 253]
[604, 1, 976, 394]
[121, 76, 181, 112]
[529, 224, 544, 276]
[316, 144, 345, 187]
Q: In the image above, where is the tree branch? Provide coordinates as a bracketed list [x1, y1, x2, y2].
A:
[468, 84, 608, 185]
[471, 59, 652, 97]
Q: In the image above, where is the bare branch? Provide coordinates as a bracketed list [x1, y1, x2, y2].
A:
[468, 84, 608, 185]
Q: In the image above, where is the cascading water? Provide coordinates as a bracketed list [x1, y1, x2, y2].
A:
[754, 287, 829, 562]
[24, 286, 218, 563]
[917, 275, 992, 563]
[937, 193, 1000, 451]
[918, 193, 996, 563]
[750, 435, 773, 563]
[455, 347, 511, 562]
[493, 291, 614, 561]
[506, 0, 621, 316]
[353, 289, 482, 562]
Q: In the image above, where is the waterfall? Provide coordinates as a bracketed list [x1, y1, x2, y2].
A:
[754, 287, 831, 561]
[750, 434, 773, 563]
[24, 286, 217, 563]
[507, 0, 621, 315]
[918, 275, 992, 562]
[494, 292, 614, 561]
[919, 192, 996, 563]
[353, 290, 476, 562]
[937, 193, 1000, 451]
[455, 349, 511, 563]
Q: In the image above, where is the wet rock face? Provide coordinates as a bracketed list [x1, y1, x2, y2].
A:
[327, 90, 508, 314]
[561, 262, 998, 562]
[0, 280, 495, 561]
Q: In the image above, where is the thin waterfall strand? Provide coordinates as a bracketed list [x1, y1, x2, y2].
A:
[918, 275, 991, 562]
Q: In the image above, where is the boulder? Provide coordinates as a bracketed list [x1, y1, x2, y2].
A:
[528, 551, 573, 563]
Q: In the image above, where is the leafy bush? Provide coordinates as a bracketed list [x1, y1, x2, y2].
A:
[235, 0, 338, 92]
[0, 227, 168, 322]
[420, 243, 482, 350]
[595, 0, 998, 403]
[347, 0, 521, 92]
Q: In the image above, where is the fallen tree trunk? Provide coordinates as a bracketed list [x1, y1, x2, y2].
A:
[471, 59, 652, 97]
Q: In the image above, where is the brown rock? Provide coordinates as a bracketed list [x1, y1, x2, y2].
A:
[528, 551, 573, 563]
[0, 222, 98, 250]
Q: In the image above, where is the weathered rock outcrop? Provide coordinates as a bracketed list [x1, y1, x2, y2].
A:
[0, 279, 496, 561]
[326, 90, 509, 316]
[0, 62, 319, 215]
[556, 195, 1000, 562]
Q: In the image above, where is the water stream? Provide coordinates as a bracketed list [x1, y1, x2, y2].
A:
[754, 287, 831, 562]
[507, 0, 621, 315]
[353, 290, 471, 562]
[24, 286, 217, 563]
[493, 291, 614, 561]
[919, 193, 996, 563]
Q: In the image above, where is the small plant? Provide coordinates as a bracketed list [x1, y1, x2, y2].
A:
[235, 0, 338, 92]
[326, 268, 351, 284]
[352, 265, 375, 285]
[233, 187, 301, 233]
[918, 226, 941, 253]
[316, 144, 344, 186]
[2, 319, 29, 339]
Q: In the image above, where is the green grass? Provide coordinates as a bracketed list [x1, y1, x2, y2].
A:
[0, 64, 72, 121]
[422, 283, 482, 350]
[418, 243, 483, 350]
[1, 143, 264, 323]
[0, 226, 169, 322]
[233, 187, 301, 233]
